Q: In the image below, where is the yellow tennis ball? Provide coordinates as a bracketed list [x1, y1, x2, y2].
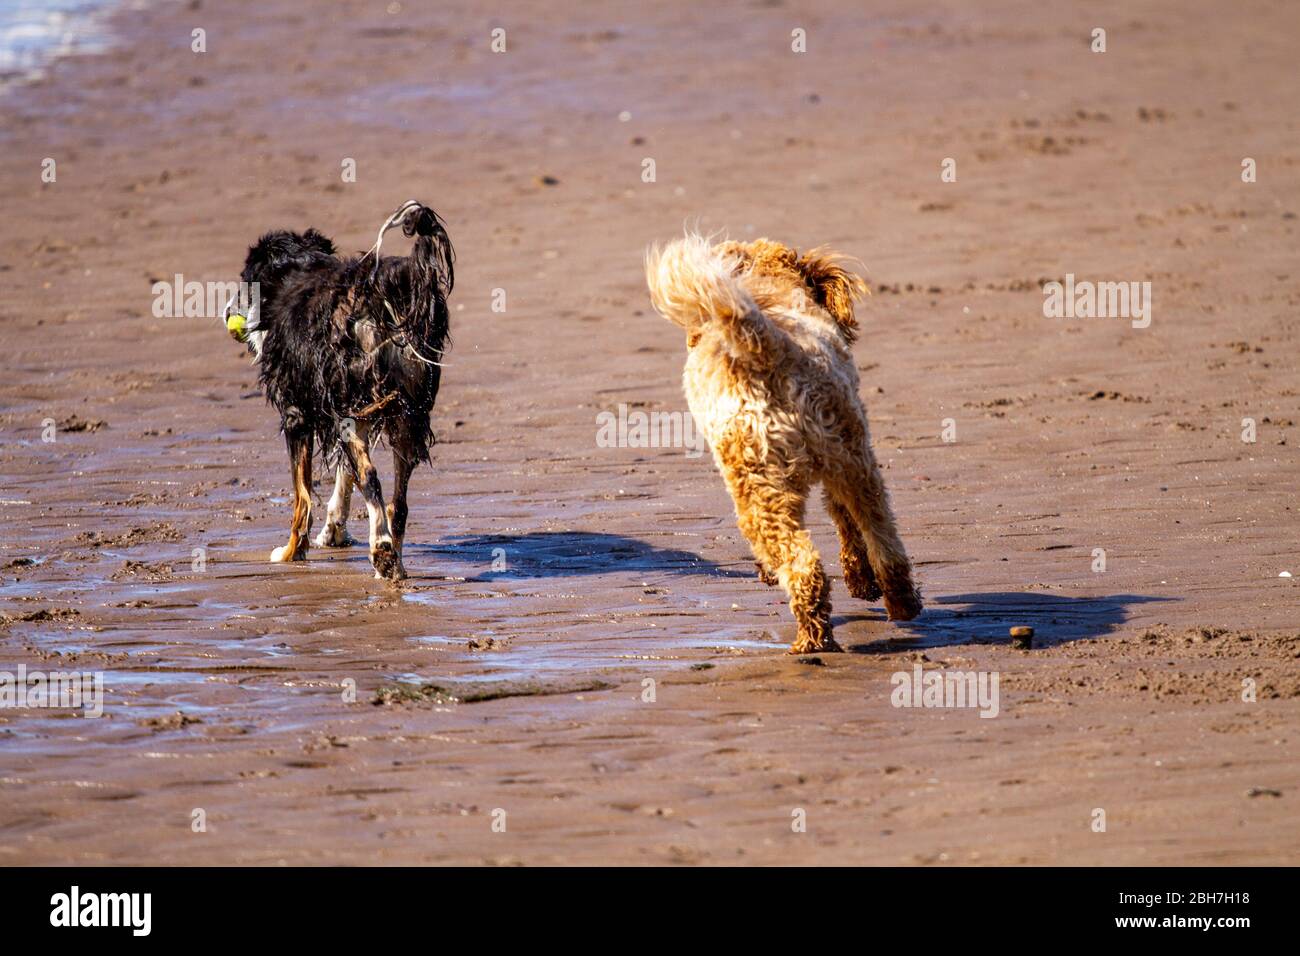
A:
[226, 313, 247, 342]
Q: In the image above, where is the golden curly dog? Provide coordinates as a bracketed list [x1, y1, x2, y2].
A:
[645, 233, 922, 653]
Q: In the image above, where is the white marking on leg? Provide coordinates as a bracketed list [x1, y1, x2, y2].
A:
[365, 498, 395, 578]
[313, 464, 355, 547]
[367, 498, 393, 550]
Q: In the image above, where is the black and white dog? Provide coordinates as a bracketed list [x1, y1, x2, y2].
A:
[227, 200, 455, 579]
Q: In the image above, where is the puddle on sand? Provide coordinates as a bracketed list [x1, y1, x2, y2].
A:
[399, 570, 786, 681]
[0, 392, 806, 756]
[0, 666, 273, 752]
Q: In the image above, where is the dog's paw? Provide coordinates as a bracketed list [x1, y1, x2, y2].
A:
[789, 633, 843, 655]
[789, 612, 842, 654]
[271, 543, 309, 563]
[314, 523, 354, 548]
[884, 587, 923, 622]
[755, 562, 779, 587]
[370, 540, 400, 580]
[842, 564, 883, 601]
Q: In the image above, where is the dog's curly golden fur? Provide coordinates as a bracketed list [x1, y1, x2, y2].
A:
[646, 232, 922, 653]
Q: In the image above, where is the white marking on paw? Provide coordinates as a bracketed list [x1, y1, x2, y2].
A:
[314, 524, 354, 548]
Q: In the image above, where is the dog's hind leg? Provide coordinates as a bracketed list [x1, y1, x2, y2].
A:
[833, 454, 923, 621]
[270, 430, 313, 563]
[723, 463, 837, 655]
[342, 422, 400, 580]
[384, 430, 416, 581]
[824, 488, 882, 601]
[313, 461, 355, 548]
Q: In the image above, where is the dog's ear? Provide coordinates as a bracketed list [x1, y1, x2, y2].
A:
[301, 228, 336, 255]
[797, 248, 868, 343]
[242, 232, 286, 283]
[243, 230, 332, 283]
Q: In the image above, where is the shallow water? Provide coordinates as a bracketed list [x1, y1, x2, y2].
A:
[0, 0, 118, 88]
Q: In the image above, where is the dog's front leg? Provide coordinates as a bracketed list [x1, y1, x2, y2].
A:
[839, 456, 923, 621]
[342, 424, 401, 580]
[313, 461, 355, 547]
[825, 489, 882, 601]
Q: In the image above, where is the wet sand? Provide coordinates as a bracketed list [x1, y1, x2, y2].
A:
[0, 0, 1297, 864]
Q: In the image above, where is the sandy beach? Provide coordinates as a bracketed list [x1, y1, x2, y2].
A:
[0, 0, 1297, 864]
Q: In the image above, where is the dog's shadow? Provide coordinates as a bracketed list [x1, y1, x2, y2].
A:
[840, 591, 1173, 652]
[414, 531, 753, 580]
[407, 533, 1166, 649]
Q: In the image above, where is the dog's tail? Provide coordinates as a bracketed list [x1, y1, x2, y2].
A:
[401, 202, 455, 297]
[363, 200, 455, 298]
[645, 233, 775, 354]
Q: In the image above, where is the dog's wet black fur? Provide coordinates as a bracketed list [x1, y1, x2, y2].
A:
[237, 202, 454, 577]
